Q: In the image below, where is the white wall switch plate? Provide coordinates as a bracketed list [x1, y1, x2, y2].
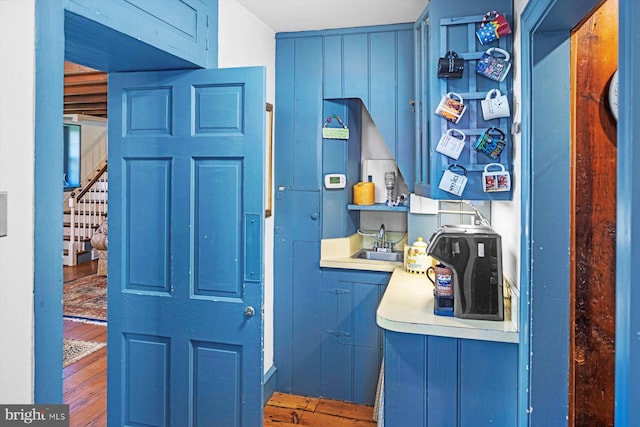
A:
[0, 192, 7, 237]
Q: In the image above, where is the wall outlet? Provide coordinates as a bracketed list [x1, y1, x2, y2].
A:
[0, 192, 6, 237]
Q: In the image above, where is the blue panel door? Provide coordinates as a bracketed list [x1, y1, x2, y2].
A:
[107, 67, 265, 426]
[273, 188, 322, 395]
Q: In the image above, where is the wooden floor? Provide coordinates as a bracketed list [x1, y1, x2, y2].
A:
[63, 260, 106, 427]
[264, 392, 377, 426]
[64, 318, 107, 426]
[63, 261, 377, 426]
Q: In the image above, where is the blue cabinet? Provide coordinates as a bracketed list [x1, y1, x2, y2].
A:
[321, 269, 390, 405]
[275, 36, 324, 190]
[276, 25, 415, 195]
[274, 260, 390, 404]
[320, 26, 415, 193]
[64, 0, 216, 70]
[384, 331, 518, 426]
[414, 0, 514, 200]
[274, 25, 415, 403]
[273, 189, 322, 396]
[274, 29, 325, 397]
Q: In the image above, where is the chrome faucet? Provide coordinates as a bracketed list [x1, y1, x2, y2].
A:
[373, 224, 386, 251]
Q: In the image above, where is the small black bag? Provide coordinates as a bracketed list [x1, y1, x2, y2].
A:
[438, 51, 464, 79]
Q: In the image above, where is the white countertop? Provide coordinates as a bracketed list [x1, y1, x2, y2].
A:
[376, 267, 519, 343]
[320, 234, 518, 343]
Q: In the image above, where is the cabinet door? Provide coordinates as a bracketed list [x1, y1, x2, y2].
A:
[426, 336, 458, 426]
[275, 36, 323, 190]
[384, 331, 518, 427]
[273, 189, 322, 395]
[320, 269, 390, 405]
[414, 13, 432, 196]
[416, 0, 514, 200]
[459, 340, 518, 426]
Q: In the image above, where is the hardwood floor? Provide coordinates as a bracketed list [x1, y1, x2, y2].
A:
[64, 260, 106, 426]
[264, 392, 377, 426]
[64, 259, 98, 282]
[64, 319, 107, 427]
[63, 262, 377, 426]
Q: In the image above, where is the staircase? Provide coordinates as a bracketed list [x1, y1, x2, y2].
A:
[63, 162, 108, 266]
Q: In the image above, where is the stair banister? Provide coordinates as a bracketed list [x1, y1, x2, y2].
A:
[65, 162, 108, 266]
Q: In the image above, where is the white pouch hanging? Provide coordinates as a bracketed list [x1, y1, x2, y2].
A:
[482, 163, 511, 192]
[481, 89, 510, 120]
[436, 129, 466, 160]
[438, 164, 468, 197]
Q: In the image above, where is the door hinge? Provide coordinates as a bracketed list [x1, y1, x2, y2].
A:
[326, 330, 353, 345]
[325, 330, 352, 338]
[205, 15, 210, 51]
[327, 288, 350, 295]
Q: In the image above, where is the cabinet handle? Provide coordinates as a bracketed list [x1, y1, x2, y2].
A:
[244, 306, 256, 317]
[311, 212, 319, 220]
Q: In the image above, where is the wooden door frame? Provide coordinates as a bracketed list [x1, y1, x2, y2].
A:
[614, 0, 640, 423]
[569, 3, 618, 423]
[520, 0, 640, 425]
[519, 0, 600, 425]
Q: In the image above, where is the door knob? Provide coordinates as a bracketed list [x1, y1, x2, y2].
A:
[244, 306, 255, 317]
[311, 212, 319, 220]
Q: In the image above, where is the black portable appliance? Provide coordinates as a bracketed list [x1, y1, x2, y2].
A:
[426, 225, 504, 320]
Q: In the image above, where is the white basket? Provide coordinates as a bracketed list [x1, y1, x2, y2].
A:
[322, 115, 349, 139]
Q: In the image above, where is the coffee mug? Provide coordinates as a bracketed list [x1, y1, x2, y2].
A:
[427, 264, 454, 297]
[474, 127, 506, 160]
[436, 129, 466, 160]
[476, 48, 512, 82]
[438, 164, 468, 196]
[482, 163, 511, 192]
[435, 92, 467, 124]
[476, 11, 512, 45]
[481, 89, 510, 120]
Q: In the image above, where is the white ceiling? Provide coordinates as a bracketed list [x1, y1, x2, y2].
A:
[235, 0, 429, 33]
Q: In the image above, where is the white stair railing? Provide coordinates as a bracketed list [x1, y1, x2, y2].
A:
[66, 162, 108, 266]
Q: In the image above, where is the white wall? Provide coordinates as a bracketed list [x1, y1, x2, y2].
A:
[360, 106, 409, 233]
[71, 115, 107, 184]
[63, 115, 107, 205]
[490, 0, 528, 290]
[217, 0, 276, 375]
[0, 0, 36, 403]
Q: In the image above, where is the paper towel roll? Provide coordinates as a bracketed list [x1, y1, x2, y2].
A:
[353, 182, 375, 205]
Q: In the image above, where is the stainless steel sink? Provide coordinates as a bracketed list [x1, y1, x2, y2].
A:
[352, 249, 404, 262]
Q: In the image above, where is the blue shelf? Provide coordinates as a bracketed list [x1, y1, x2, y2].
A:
[347, 203, 408, 212]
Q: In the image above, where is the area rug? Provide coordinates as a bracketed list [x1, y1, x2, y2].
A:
[63, 339, 106, 368]
[63, 274, 107, 322]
